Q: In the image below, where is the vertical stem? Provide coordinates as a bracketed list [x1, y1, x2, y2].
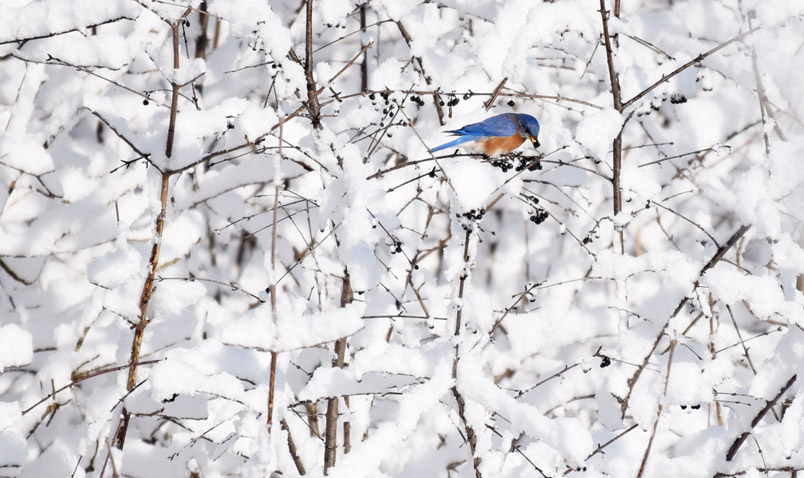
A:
[636, 340, 676, 478]
[599, 0, 625, 253]
[267, 123, 283, 433]
[360, 3, 368, 93]
[195, 1, 209, 60]
[282, 418, 307, 475]
[111, 11, 191, 453]
[599, 0, 622, 111]
[612, 132, 624, 253]
[451, 230, 482, 478]
[165, 23, 181, 158]
[343, 396, 351, 455]
[737, 0, 786, 152]
[708, 313, 723, 426]
[324, 271, 353, 473]
[194, 2, 208, 95]
[305, 0, 322, 128]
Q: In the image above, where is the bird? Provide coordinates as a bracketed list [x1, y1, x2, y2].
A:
[430, 113, 540, 156]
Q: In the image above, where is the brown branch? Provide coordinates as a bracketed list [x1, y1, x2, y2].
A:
[21, 360, 160, 416]
[599, 0, 622, 111]
[598, 0, 625, 252]
[324, 271, 353, 473]
[621, 224, 751, 415]
[305, 0, 322, 128]
[397, 21, 445, 125]
[89, 110, 153, 169]
[621, 27, 760, 110]
[282, 418, 307, 475]
[165, 22, 181, 157]
[0, 258, 33, 285]
[0, 15, 138, 45]
[360, 4, 368, 93]
[112, 13, 189, 451]
[724, 374, 797, 463]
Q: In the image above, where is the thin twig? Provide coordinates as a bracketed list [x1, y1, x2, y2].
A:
[483, 78, 507, 111]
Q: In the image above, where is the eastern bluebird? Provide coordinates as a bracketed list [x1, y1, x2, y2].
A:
[431, 113, 541, 156]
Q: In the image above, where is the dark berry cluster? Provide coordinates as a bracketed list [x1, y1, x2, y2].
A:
[491, 158, 515, 172]
[446, 97, 460, 107]
[515, 156, 542, 172]
[390, 241, 403, 254]
[670, 93, 687, 104]
[529, 209, 548, 224]
[410, 95, 426, 106]
[461, 209, 486, 221]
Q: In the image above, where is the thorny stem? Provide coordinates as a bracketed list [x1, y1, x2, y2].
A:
[324, 271, 353, 473]
[451, 230, 483, 478]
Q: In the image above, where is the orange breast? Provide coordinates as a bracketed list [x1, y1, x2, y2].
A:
[478, 135, 525, 156]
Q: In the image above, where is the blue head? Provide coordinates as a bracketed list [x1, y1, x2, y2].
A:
[516, 114, 541, 148]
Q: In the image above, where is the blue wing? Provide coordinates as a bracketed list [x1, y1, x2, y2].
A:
[445, 113, 517, 138]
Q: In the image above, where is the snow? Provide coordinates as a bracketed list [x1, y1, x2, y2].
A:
[0, 325, 33, 372]
[2, 1, 804, 477]
[575, 107, 625, 161]
[222, 301, 365, 353]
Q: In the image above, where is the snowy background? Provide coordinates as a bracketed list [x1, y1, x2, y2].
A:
[1, 0, 804, 477]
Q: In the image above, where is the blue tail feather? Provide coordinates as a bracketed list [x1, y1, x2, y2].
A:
[430, 135, 476, 153]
